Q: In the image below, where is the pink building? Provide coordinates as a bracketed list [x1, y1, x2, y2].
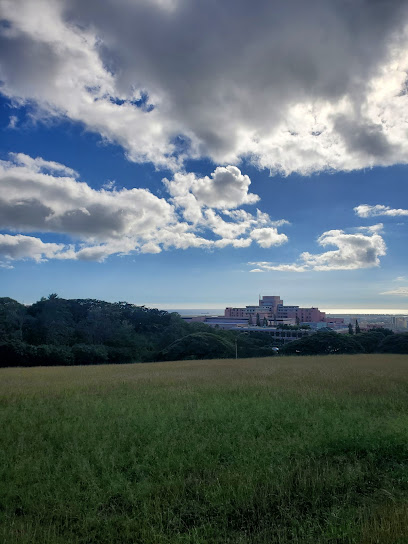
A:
[276, 306, 326, 323]
[225, 295, 342, 326]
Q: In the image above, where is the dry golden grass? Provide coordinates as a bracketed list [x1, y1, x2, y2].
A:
[0, 354, 408, 395]
[1, 353, 407, 396]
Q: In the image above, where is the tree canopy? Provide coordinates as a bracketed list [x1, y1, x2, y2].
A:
[281, 331, 364, 356]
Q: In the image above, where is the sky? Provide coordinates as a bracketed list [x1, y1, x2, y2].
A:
[0, 0, 408, 312]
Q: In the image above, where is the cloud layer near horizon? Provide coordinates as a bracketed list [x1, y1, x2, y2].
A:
[380, 287, 408, 297]
[1, 0, 408, 173]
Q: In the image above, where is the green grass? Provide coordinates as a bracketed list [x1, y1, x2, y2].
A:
[1, 354, 408, 543]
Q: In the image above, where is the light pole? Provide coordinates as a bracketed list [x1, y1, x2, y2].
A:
[235, 331, 248, 359]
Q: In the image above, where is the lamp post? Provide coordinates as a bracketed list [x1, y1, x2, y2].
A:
[235, 331, 248, 359]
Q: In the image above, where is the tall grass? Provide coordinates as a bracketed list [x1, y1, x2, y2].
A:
[1, 355, 408, 543]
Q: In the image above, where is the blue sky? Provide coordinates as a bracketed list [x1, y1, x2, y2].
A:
[1, 0, 408, 312]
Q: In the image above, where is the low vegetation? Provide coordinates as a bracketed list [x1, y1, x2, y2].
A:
[1, 354, 408, 543]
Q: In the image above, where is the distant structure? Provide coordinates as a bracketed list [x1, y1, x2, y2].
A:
[390, 316, 408, 331]
[180, 295, 345, 342]
[225, 295, 344, 328]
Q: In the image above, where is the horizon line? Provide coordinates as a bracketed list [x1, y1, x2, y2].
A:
[141, 304, 408, 315]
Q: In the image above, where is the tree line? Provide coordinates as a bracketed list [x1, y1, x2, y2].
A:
[1, 295, 407, 367]
[281, 328, 408, 355]
[0, 295, 282, 367]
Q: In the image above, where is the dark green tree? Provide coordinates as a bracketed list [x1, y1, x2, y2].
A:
[262, 316, 268, 327]
[354, 331, 385, 353]
[256, 313, 261, 327]
[159, 332, 235, 361]
[371, 327, 394, 336]
[378, 333, 408, 354]
[355, 319, 361, 334]
[282, 331, 364, 356]
[348, 323, 354, 335]
[0, 298, 26, 342]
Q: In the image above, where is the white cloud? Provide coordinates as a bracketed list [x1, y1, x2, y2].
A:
[0, 234, 73, 262]
[12, 152, 79, 177]
[164, 166, 259, 212]
[380, 287, 408, 296]
[354, 204, 408, 218]
[214, 237, 252, 249]
[1, 1, 408, 173]
[0, 153, 176, 241]
[102, 179, 116, 190]
[249, 262, 307, 273]
[300, 229, 386, 271]
[140, 242, 162, 254]
[7, 115, 18, 129]
[250, 228, 288, 248]
[357, 223, 384, 233]
[250, 227, 387, 272]
[163, 168, 288, 248]
[191, 166, 259, 209]
[0, 152, 288, 263]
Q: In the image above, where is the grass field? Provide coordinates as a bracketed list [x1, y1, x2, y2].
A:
[1, 354, 408, 543]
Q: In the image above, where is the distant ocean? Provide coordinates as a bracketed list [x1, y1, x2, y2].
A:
[164, 308, 408, 316]
[168, 309, 224, 316]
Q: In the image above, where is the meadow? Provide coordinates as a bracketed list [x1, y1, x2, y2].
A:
[1, 354, 408, 543]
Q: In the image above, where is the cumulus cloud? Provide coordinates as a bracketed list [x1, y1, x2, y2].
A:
[354, 204, 408, 218]
[250, 227, 387, 272]
[190, 166, 259, 209]
[380, 287, 408, 296]
[0, 153, 176, 240]
[0, 152, 288, 263]
[250, 228, 288, 248]
[162, 168, 288, 248]
[0, 234, 73, 262]
[164, 166, 259, 213]
[1, 0, 408, 173]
